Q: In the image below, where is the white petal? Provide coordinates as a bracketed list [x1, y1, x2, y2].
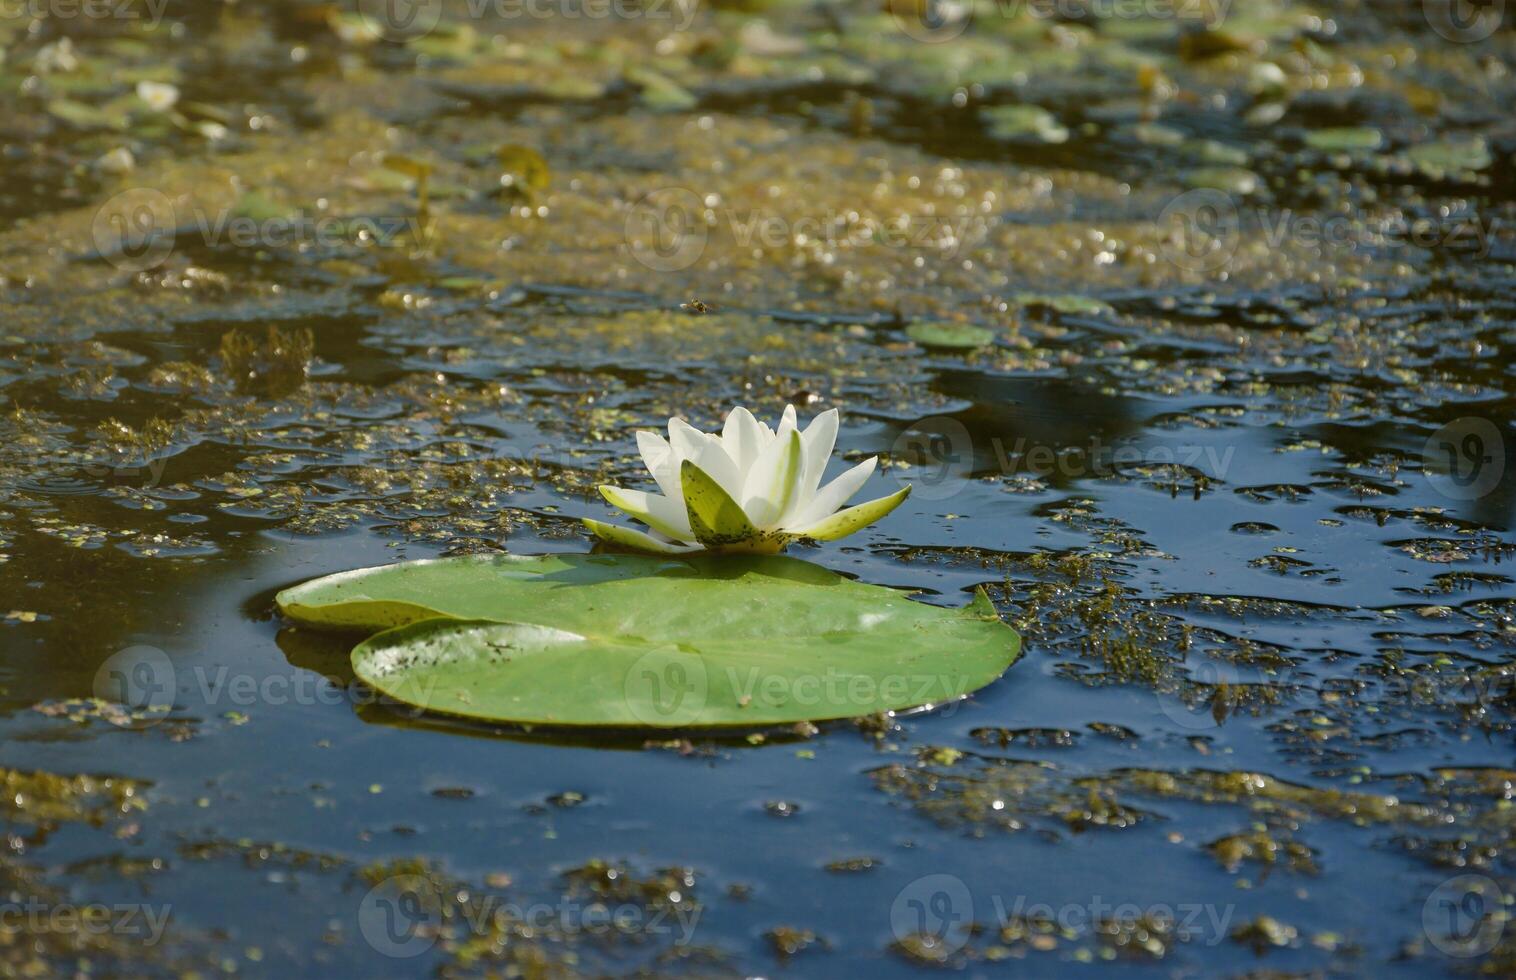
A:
[669, 417, 743, 500]
[666, 416, 705, 458]
[720, 406, 766, 475]
[740, 408, 797, 521]
[636, 430, 681, 500]
[680, 458, 760, 546]
[584, 518, 701, 554]
[786, 456, 877, 529]
[741, 429, 804, 528]
[786, 486, 910, 542]
[598, 486, 692, 540]
[797, 408, 839, 502]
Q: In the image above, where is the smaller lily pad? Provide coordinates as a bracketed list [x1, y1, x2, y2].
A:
[982, 105, 1069, 145]
[232, 191, 294, 224]
[1407, 137, 1493, 180]
[626, 67, 697, 112]
[1014, 293, 1115, 317]
[1129, 122, 1186, 147]
[47, 98, 129, 131]
[906, 322, 995, 350]
[1184, 139, 1251, 166]
[1184, 167, 1262, 196]
[1303, 127, 1383, 153]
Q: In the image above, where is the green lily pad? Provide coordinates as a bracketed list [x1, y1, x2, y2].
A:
[1130, 122, 1186, 147]
[276, 554, 1021, 728]
[231, 191, 294, 224]
[1407, 137, 1492, 180]
[47, 97, 129, 131]
[906, 322, 996, 350]
[626, 67, 697, 112]
[1014, 293, 1115, 317]
[982, 105, 1069, 145]
[1303, 127, 1383, 153]
[1184, 166, 1261, 196]
[1184, 139, 1251, 166]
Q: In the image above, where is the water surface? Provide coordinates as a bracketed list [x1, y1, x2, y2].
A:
[1, 1, 1514, 976]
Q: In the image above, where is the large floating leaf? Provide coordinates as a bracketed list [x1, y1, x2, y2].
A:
[276, 554, 1020, 728]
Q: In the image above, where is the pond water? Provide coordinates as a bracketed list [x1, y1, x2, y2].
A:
[1, 1, 1514, 975]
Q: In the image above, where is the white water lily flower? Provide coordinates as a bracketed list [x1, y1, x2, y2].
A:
[135, 80, 180, 113]
[585, 405, 911, 554]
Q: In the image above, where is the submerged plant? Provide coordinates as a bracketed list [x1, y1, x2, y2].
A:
[585, 405, 910, 554]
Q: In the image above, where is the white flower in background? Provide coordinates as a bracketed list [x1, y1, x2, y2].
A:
[586, 405, 911, 554]
[135, 80, 180, 113]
